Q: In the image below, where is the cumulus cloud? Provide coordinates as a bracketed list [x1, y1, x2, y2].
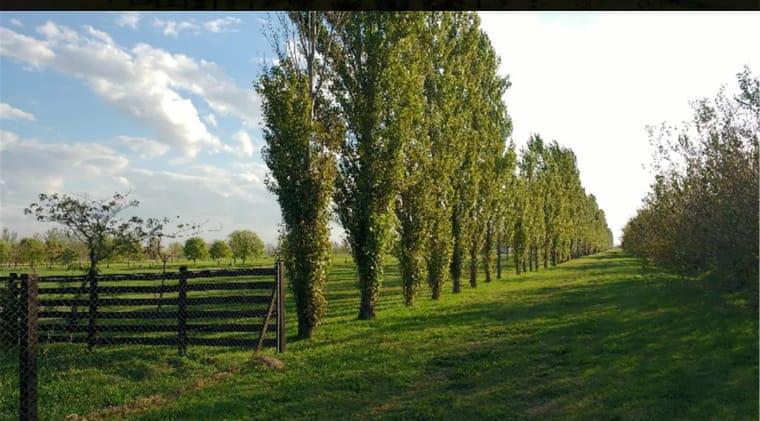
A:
[152, 18, 197, 37]
[1, 131, 129, 205]
[10, 18, 23, 27]
[0, 129, 280, 242]
[115, 12, 141, 29]
[0, 26, 55, 67]
[119, 135, 170, 158]
[203, 113, 218, 127]
[0, 22, 260, 158]
[203, 17, 241, 33]
[152, 16, 241, 37]
[0, 129, 20, 151]
[0, 102, 35, 121]
[233, 130, 254, 157]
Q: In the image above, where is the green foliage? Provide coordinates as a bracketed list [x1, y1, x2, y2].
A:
[208, 240, 231, 263]
[167, 242, 184, 260]
[183, 237, 208, 264]
[623, 67, 759, 298]
[227, 230, 264, 265]
[326, 12, 425, 319]
[17, 237, 45, 269]
[390, 14, 430, 306]
[256, 12, 345, 338]
[0, 239, 11, 267]
[509, 134, 612, 274]
[448, 13, 490, 294]
[24, 192, 178, 274]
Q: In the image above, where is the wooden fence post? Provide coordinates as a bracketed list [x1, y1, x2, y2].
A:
[178, 266, 187, 356]
[276, 261, 285, 353]
[19, 274, 38, 421]
[87, 270, 98, 351]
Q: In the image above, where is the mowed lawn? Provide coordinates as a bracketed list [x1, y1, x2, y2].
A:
[2, 250, 758, 420]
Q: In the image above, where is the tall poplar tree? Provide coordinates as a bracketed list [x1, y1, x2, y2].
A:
[449, 14, 484, 293]
[257, 12, 346, 337]
[391, 15, 429, 306]
[423, 12, 470, 300]
[324, 12, 423, 319]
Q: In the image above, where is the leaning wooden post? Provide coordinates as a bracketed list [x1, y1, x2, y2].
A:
[19, 274, 38, 421]
[276, 261, 286, 353]
[177, 266, 188, 356]
[87, 270, 98, 351]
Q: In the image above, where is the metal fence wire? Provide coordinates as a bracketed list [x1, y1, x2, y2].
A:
[0, 263, 285, 420]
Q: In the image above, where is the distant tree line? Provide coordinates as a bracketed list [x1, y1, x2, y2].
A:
[622, 67, 759, 299]
[0, 226, 268, 270]
[257, 12, 613, 338]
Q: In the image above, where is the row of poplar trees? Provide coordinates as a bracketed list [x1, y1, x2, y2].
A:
[622, 67, 758, 298]
[257, 12, 612, 339]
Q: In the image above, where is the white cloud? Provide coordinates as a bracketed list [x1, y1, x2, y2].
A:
[479, 12, 760, 243]
[10, 19, 23, 27]
[233, 130, 254, 157]
[0, 129, 280, 243]
[204, 17, 241, 33]
[204, 113, 218, 127]
[152, 16, 240, 37]
[83, 25, 115, 45]
[0, 26, 55, 67]
[0, 22, 260, 158]
[0, 102, 35, 121]
[0, 129, 20, 151]
[119, 135, 170, 158]
[37, 20, 79, 43]
[153, 18, 198, 37]
[115, 12, 141, 29]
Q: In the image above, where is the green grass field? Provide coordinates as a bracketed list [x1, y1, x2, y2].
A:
[1, 250, 757, 420]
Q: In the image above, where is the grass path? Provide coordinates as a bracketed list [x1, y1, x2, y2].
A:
[126, 250, 757, 420]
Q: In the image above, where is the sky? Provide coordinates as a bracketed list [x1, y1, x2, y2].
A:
[1, 12, 759, 245]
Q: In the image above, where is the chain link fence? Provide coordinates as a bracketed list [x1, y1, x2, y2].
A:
[0, 263, 285, 420]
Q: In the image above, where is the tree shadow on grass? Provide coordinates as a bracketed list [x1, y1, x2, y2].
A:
[135, 256, 758, 420]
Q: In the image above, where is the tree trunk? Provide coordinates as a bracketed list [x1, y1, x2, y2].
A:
[528, 248, 534, 271]
[469, 244, 478, 288]
[496, 239, 502, 280]
[358, 286, 376, 320]
[450, 211, 463, 294]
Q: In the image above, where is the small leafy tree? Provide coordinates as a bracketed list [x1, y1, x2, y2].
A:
[209, 240, 231, 265]
[228, 230, 264, 265]
[0, 239, 11, 268]
[1, 228, 19, 268]
[119, 239, 144, 268]
[43, 229, 67, 268]
[25, 192, 169, 275]
[167, 242, 184, 262]
[18, 237, 45, 269]
[183, 237, 208, 265]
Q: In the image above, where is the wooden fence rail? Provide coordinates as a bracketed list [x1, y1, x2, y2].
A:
[3, 261, 286, 421]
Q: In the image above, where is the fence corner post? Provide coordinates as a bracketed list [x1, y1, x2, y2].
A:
[276, 260, 285, 353]
[87, 269, 98, 351]
[19, 274, 38, 421]
[178, 266, 188, 356]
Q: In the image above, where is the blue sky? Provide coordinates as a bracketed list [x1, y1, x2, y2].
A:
[2, 12, 759, 244]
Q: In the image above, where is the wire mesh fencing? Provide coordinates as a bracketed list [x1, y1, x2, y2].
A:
[0, 263, 285, 420]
